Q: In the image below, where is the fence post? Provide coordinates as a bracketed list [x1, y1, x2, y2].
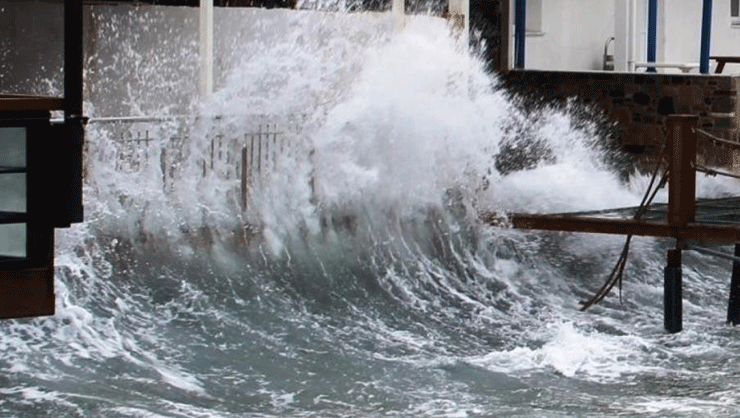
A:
[241, 146, 249, 211]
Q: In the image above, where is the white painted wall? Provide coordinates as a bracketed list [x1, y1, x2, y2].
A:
[518, 0, 740, 74]
[663, 1, 740, 74]
[523, 0, 615, 71]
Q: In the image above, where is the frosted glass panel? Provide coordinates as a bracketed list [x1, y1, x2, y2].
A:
[0, 173, 26, 213]
[0, 224, 26, 258]
[0, 127, 26, 168]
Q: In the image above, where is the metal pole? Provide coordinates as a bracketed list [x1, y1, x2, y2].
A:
[199, 0, 214, 97]
[728, 244, 740, 325]
[665, 248, 683, 333]
[629, 0, 636, 72]
[514, 0, 526, 69]
[393, 0, 405, 32]
[646, 0, 657, 72]
[64, 0, 85, 225]
[700, 0, 712, 74]
[241, 147, 248, 211]
[614, 0, 628, 71]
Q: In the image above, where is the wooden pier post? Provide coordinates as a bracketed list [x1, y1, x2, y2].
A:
[664, 248, 683, 333]
[664, 115, 697, 333]
[728, 244, 740, 325]
[667, 115, 697, 228]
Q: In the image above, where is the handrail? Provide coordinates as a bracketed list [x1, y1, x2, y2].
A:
[51, 113, 302, 124]
[695, 128, 740, 151]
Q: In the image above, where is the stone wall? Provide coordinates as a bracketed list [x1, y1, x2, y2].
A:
[502, 70, 740, 167]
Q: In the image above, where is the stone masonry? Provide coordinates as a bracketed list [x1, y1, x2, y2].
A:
[502, 70, 740, 168]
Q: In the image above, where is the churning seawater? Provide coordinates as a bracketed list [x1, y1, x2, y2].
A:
[4, 6, 740, 417]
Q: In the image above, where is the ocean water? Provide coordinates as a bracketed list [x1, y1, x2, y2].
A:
[3, 6, 740, 418]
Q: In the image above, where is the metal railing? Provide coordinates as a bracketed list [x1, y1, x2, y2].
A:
[84, 114, 305, 212]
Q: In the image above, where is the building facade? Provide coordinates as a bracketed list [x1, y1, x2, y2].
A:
[511, 0, 740, 74]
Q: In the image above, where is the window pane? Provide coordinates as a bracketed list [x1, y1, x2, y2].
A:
[0, 224, 26, 258]
[733, 0, 739, 18]
[0, 127, 26, 168]
[0, 173, 26, 213]
[527, 0, 543, 32]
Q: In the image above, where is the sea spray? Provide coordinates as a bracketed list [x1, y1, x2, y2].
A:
[3, 7, 740, 417]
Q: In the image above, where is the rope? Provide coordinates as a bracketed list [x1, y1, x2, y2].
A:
[579, 142, 669, 311]
[684, 242, 740, 264]
[695, 128, 740, 151]
[696, 164, 740, 181]
[580, 129, 739, 310]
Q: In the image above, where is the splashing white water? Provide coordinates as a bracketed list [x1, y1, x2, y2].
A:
[5, 6, 740, 418]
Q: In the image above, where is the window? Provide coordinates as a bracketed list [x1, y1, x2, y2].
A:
[0, 127, 27, 259]
[733, 0, 740, 27]
[527, 0, 544, 35]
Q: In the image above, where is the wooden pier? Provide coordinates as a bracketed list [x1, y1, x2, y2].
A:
[486, 115, 740, 333]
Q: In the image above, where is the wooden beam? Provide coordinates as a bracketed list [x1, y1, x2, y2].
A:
[510, 214, 672, 237]
[199, 0, 214, 98]
[668, 115, 697, 227]
[506, 213, 740, 244]
[0, 97, 64, 112]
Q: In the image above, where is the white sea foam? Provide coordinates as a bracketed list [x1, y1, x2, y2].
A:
[468, 321, 659, 382]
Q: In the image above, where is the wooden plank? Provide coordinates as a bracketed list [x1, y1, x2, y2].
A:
[507, 213, 740, 244]
[509, 214, 674, 237]
[0, 96, 64, 111]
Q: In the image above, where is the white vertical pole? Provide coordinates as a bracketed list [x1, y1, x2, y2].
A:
[614, 0, 629, 71]
[447, 0, 469, 42]
[628, 0, 636, 71]
[199, 0, 214, 98]
[462, 0, 469, 36]
[509, 0, 515, 70]
[658, 0, 665, 63]
[393, 0, 405, 32]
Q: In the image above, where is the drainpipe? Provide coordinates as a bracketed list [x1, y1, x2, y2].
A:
[700, 0, 712, 74]
[514, 0, 526, 69]
[646, 0, 657, 72]
[64, 0, 84, 225]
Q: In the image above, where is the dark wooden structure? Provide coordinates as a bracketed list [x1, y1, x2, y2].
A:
[488, 115, 740, 333]
[0, 1, 85, 319]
